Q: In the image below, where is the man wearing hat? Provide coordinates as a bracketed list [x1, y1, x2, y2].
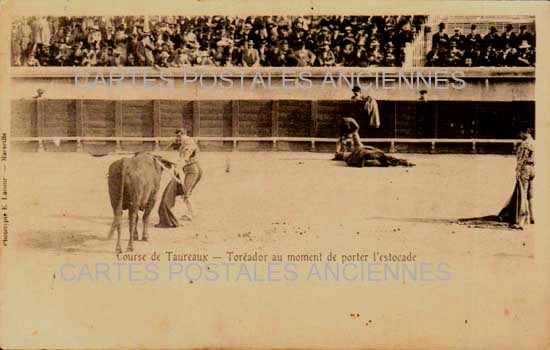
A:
[316, 25, 331, 47]
[97, 45, 112, 66]
[368, 39, 383, 66]
[157, 50, 172, 67]
[290, 27, 308, 51]
[448, 41, 463, 66]
[87, 24, 102, 50]
[500, 24, 517, 50]
[252, 22, 269, 44]
[241, 38, 260, 66]
[355, 41, 369, 67]
[341, 37, 356, 67]
[356, 27, 368, 47]
[418, 89, 428, 102]
[136, 27, 155, 66]
[292, 40, 316, 67]
[432, 22, 449, 51]
[173, 48, 192, 67]
[243, 22, 253, 39]
[268, 39, 292, 66]
[501, 45, 518, 67]
[156, 128, 202, 227]
[517, 25, 534, 48]
[73, 22, 87, 43]
[254, 38, 267, 66]
[114, 23, 129, 45]
[517, 40, 534, 66]
[449, 27, 464, 51]
[112, 47, 125, 67]
[331, 26, 343, 47]
[483, 26, 500, 49]
[314, 43, 336, 67]
[384, 50, 396, 67]
[416, 89, 435, 137]
[195, 49, 214, 66]
[279, 23, 291, 41]
[26, 51, 41, 67]
[465, 24, 481, 54]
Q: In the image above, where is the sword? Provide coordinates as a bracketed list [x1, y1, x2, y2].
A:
[156, 158, 184, 186]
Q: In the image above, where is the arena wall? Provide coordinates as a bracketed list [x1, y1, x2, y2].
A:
[10, 67, 534, 101]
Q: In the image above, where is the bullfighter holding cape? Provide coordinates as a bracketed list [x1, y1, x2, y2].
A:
[498, 126, 535, 229]
[458, 125, 535, 229]
[156, 128, 202, 228]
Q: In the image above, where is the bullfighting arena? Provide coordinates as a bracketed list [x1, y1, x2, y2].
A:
[3, 149, 544, 349]
[11, 150, 534, 255]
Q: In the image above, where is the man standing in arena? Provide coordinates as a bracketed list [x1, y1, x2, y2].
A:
[156, 128, 202, 227]
[498, 126, 535, 229]
[333, 86, 380, 160]
[174, 128, 202, 221]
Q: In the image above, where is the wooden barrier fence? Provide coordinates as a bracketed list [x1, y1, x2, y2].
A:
[10, 98, 533, 154]
[10, 136, 522, 155]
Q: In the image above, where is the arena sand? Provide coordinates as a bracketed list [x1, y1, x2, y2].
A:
[1, 151, 542, 349]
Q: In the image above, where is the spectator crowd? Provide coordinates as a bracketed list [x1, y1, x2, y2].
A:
[11, 15, 427, 68]
[426, 22, 535, 67]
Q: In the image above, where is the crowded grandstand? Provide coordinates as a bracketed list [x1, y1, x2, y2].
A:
[425, 22, 535, 67]
[11, 15, 535, 68]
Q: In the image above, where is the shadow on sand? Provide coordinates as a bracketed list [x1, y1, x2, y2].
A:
[456, 215, 514, 230]
[23, 214, 152, 254]
[24, 228, 103, 247]
[367, 216, 457, 225]
[368, 215, 515, 231]
[51, 214, 113, 226]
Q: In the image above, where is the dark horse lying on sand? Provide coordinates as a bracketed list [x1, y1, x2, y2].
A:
[334, 134, 416, 168]
[343, 145, 416, 168]
[334, 134, 415, 168]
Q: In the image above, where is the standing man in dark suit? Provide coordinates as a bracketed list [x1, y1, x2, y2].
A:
[465, 24, 481, 54]
[483, 26, 500, 49]
[500, 24, 517, 50]
[517, 25, 534, 48]
[432, 22, 449, 52]
[449, 27, 465, 51]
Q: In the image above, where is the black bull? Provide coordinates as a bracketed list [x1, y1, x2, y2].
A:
[107, 152, 174, 253]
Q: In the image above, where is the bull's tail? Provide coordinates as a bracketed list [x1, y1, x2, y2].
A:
[116, 158, 128, 225]
[108, 158, 128, 241]
[112, 158, 128, 252]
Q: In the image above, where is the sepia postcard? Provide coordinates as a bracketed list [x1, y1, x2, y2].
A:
[1, 0, 550, 349]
